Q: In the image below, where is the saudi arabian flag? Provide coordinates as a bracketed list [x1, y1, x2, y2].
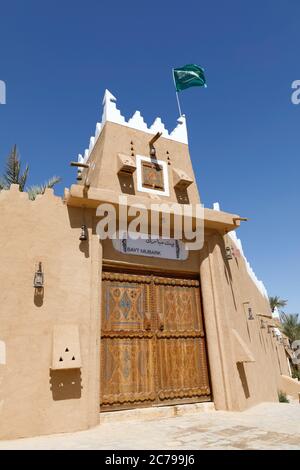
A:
[173, 64, 207, 92]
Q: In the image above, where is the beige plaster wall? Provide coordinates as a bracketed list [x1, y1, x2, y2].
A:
[81, 122, 201, 206]
[0, 185, 101, 439]
[279, 375, 300, 400]
[0, 184, 291, 440]
[101, 239, 201, 274]
[200, 232, 290, 411]
[0, 154, 291, 440]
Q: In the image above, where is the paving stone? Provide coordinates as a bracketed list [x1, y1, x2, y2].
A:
[0, 402, 299, 450]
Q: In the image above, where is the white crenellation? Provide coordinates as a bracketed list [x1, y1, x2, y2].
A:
[77, 89, 188, 163]
[228, 229, 269, 299]
[95, 122, 102, 138]
[213, 202, 269, 300]
[272, 307, 280, 320]
[169, 115, 188, 144]
[127, 111, 148, 132]
[150, 117, 169, 137]
[89, 136, 95, 152]
[101, 89, 126, 125]
[84, 149, 89, 163]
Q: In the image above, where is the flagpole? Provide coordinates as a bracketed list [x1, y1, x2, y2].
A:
[175, 92, 182, 117]
[172, 68, 183, 116]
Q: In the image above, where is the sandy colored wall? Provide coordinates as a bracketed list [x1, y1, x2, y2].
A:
[0, 185, 290, 440]
[80, 122, 201, 206]
[200, 232, 290, 411]
[0, 185, 102, 440]
[100, 227, 290, 413]
[279, 375, 300, 400]
[101, 239, 201, 274]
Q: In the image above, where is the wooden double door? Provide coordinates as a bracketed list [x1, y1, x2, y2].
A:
[100, 270, 211, 411]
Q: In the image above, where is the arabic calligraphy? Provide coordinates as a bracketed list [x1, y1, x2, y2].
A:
[112, 236, 188, 261]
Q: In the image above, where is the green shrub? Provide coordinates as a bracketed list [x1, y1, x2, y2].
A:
[291, 368, 300, 381]
[278, 390, 289, 403]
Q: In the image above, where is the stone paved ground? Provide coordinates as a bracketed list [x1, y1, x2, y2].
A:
[0, 402, 300, 450]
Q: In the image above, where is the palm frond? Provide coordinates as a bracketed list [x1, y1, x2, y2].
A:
[279, 312, 300, 342]
[4, 145, 20, 186]
[18, 164, 29, 192]
[1, 146, 61, 199]
[44, 176, 61, 189]
[27, 185, 43, 201]
[3, 145, 29, 190]
[0, 178, 6, 190]
[269, 296, 288, 312]
[27, 176, 61, 201]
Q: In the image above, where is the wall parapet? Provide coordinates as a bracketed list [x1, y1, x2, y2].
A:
[213, 201, 269, 299]
[0, 184, 64, 206]
[77, 89, 188, 166]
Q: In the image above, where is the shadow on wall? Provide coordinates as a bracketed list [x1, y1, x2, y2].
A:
[118, 173, 136, 195]
[34, 288, 44, 307]
[209, 235, 238, 311]
[237, 362, 250, 399]
[67, 206, 90, 258]
[50, 369, 82, 400]
[79, 239, 90, 258]
[175, 187, 190, 204]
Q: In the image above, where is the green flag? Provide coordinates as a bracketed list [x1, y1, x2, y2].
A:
[173, 64, 207, 92]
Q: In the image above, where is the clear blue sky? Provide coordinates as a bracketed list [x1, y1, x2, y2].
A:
[0, 0, 299, 312]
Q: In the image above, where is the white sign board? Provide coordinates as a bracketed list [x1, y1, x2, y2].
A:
[112, 237, 188, 260]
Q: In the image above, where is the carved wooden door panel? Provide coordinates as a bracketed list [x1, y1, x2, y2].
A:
[100, 272, 155, 410]
[100, 271, 211, 411]
[154, 276, 211, 405]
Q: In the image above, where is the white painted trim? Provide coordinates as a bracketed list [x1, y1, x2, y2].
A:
[77, 89, 188, 163]
[228, 229, 269, 299]
[217, 201, 269, 300]
[273, 327, 282, 337]
[136, 155, 170, 197]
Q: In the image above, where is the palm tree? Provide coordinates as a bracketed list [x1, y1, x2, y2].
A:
[1, 145, 60, 200]
[269, 296, 288, 313]
[279, 312, 300, 343]
[0, 145, 29, 191]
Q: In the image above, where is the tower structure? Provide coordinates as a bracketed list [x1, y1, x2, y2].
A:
[0, 89, 296, 441]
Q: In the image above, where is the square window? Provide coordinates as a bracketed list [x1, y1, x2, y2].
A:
[136, 155, 169, 197]
[141, 161, 164, 191]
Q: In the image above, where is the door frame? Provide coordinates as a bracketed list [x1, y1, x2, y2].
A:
[100, 263, 212, 412]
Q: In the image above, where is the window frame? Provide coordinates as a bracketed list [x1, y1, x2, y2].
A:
[136, 155, 170, 197]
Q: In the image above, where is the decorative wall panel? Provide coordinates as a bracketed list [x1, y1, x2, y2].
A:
[100, 272, 211, 410]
